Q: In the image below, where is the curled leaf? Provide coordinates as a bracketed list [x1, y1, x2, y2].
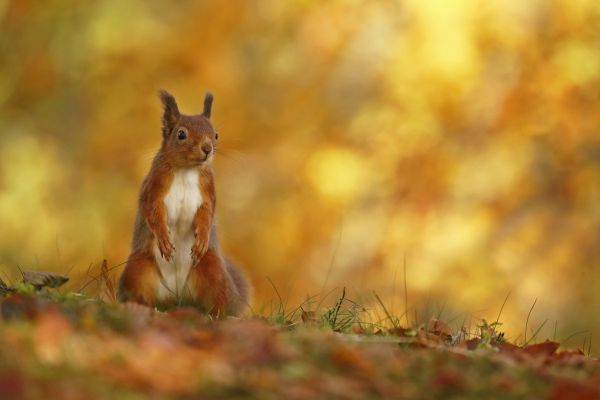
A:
[22, 271, 69, 290]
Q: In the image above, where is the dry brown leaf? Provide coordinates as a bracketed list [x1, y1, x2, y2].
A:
[427, 318, 453, 339]
[22, 271, 69, 289]
[522, 340, 560, 357]
[99, 259, 116, 302]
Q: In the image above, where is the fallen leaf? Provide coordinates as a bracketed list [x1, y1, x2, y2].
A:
[427, 318, 453, 338]
[1, 294, 51, 320]
[463, 338, 481, 350]
[22, 271, 69, 289]
[550, 378, 600, 400]
[0, 371, 24, 398]
[523, 340, 560, 357]
[433, 370, 465, 390]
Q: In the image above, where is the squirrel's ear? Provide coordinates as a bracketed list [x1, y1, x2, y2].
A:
[202, 92, 213, 119]
[159, 90, 180, 137]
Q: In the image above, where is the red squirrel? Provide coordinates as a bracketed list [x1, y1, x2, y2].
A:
[118, 90, 249, 316]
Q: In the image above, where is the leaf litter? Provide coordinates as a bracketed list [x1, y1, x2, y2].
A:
[0, 286, 598, 399]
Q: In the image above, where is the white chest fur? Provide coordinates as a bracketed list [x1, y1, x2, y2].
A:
[153, 168, 203, 301]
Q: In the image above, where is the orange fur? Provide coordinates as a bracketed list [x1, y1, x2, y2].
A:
[118, 251, 161, 306]
[117, 91, 250, 316]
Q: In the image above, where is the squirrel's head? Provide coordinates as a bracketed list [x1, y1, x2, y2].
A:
[158, 90, 218, 168]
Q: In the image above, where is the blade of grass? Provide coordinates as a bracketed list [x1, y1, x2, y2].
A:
[320, 222, 343, 297]
[403, 254, 409, 327]
[562, 330, 589, 347]
[524, 298, 538, 345]
[495, 291, 511, 326]
[266, 277, 284, 317]
[374, 291, 398, 329]
[391, 261, 399, 316]
[524, 319, 548, 346]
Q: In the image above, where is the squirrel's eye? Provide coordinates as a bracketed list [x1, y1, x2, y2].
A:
[177, 129, 187, 140]
[215, 132, 219, 140]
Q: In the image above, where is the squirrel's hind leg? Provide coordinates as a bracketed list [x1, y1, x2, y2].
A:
[118, 251, 161, 307]
[188, 249, 242, 317]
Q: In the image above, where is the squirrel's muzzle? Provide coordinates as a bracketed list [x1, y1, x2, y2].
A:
[201, 143, 213, 156]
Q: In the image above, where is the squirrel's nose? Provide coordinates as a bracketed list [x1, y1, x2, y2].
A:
[201, 143, 212, 156]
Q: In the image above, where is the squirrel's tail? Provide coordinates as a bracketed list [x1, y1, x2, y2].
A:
[225, 258, 251, 312]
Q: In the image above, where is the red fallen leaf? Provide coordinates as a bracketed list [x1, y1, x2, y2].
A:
[414, 329, 445, 347]
[550, 349, 586, 362]
[494, 341, 521, 354]
[550, 378, 600, 400]
[427, 318, 453, 337]
[463, 338, 481, 350]
[433, 370, 465, 390]
[330, 344, 374, 378]
[0, 371, 24, 398]
[523, 340, 560, 357]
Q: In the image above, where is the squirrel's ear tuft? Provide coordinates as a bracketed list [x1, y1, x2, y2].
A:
[159, 90, 180, 138]
[202, 92, 213, 119]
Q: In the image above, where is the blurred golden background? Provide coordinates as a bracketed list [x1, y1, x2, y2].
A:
[1, 0, 599, 349]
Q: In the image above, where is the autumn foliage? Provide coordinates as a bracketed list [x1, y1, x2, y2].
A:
[0, 0, 599, 376]
[0, 287, 599, 399]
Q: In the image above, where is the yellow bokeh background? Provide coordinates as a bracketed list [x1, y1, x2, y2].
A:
[1, 0, 599, 350]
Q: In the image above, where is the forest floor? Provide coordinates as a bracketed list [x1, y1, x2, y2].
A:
[0, 282, 599, 399]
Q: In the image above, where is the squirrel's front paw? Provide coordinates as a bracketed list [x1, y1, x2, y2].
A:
[191, 232, 210, 263]
[156, 231, 175, 261]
